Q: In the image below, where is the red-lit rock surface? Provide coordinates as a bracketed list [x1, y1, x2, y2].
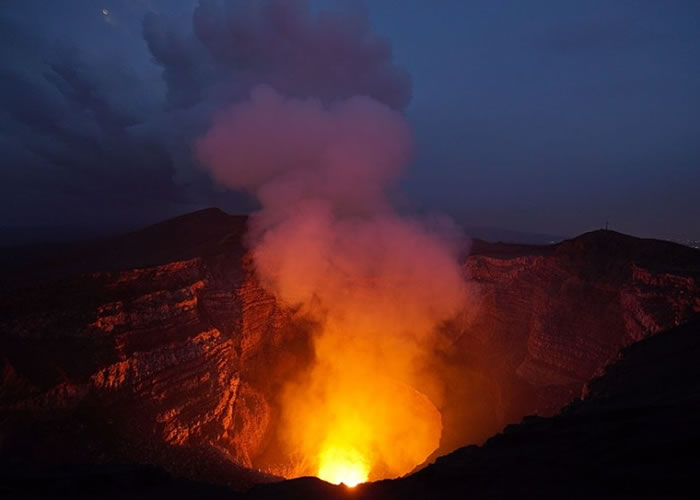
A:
[436, 231, 700, 456]
[1, 209, 698, 489]
[0, 209, 292, 489]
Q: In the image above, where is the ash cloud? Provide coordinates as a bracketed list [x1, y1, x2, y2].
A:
[0, 0, 410, 230]
[196, 85, 469, 479]
[144, 0, 411, 110]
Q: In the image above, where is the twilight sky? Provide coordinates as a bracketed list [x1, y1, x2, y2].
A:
[1, 0, 698, 242]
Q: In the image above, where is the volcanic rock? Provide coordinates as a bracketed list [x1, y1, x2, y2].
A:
[0, 209, 293, 489]
[1, 209, 698, 491]
[436, 230, 699, 456]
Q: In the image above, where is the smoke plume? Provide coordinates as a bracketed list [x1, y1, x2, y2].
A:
[197, 85, 467, 481]
[0, 0, 411, 229]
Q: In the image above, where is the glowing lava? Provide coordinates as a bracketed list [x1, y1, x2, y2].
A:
[280, 342, 444, 482]
[317, 446, 369, 486]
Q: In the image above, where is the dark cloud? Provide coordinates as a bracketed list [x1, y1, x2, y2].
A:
[0, 15, 188, 228]
[144, 0, 411, 110]
[0, 0, 411, 231]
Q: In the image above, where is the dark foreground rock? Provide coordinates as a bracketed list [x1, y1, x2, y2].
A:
[0, 462, 233, 498]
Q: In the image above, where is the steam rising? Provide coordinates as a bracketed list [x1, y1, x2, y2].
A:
[197, 85, 467, 481]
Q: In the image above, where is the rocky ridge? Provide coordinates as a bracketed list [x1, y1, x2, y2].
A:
[437, 231, 699, 455]
[1, 209, 698, 490]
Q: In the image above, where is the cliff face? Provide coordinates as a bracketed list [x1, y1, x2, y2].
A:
[1, 210, 698, 489]
[436, 231, 699, 455]
[0, 210, 294, 489]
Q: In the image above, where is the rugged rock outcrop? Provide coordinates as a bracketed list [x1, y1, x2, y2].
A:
[1, 209, 698, 490]
[0, 209, 294, 489]
[434, 231, 699, 457]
